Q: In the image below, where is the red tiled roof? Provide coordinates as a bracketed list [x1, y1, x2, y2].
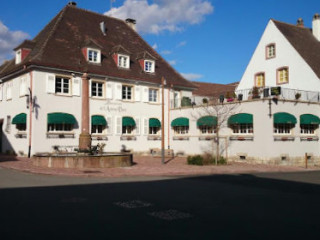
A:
[0, 5, 196, 89]
[192, 81, 237, 97]
[272, 19, 320, 78]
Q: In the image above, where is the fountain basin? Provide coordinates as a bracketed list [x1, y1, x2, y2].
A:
[33, 153, 133, 168]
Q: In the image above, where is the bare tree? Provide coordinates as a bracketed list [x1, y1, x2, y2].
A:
[194, 98, 239, 165]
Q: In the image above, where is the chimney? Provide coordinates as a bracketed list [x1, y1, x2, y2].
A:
[312, 13, 320, 41]
[68, 1, 77, 7]
[296, 18, 304, 27]
[125, 18, 136, 31]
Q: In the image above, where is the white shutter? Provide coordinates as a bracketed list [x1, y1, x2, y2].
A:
[115, 116, 122, 135]
[46, 74, 55, 93]
[106, 116, 112, 135]
[115, 83, 122, 100]
[135, 117, 140, 135]
[135, 86, 141, 101]
[142, 87, 149, 102]
[159, 88, 162, 104]
[89, 80, 92, 97]
[6, 82, 12, 100]
[19, 77, 27, 96]
[0, 84, 2, 101]
[143, 118, 148, 135]
[106, 82, 113, 99]
[72, 77, 81, 96]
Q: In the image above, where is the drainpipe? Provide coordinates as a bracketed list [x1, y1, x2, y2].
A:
[28, 71, 33, 158]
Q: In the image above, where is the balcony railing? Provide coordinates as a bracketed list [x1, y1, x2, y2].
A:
[235, 86, 320, 102]
[170, 87, 320, 109]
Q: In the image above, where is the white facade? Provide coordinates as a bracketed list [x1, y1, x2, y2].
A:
[0, 69, 193, 156]
[236, 20, 320, 93]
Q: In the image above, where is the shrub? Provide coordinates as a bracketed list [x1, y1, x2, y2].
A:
[187, 154, 227, 166]
[187, 155, 204, 165]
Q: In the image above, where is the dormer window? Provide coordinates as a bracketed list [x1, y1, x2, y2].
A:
[266, 43, 276, 59]
[144, 60, 155, 73]
[15, 50, 22, 64]
[118, 54, 129, 68]
[87, 48, 101, 63]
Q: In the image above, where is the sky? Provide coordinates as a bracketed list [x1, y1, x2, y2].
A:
[0, 0, 320, 84]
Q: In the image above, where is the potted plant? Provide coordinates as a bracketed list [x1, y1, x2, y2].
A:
[251, 86, 260, 99]
[295, 92, 301, 100]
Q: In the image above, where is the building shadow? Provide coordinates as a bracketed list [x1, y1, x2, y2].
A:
[0, 171, 320, 239]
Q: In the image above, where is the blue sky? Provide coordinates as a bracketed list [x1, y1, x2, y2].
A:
[0, 0, 319, 84]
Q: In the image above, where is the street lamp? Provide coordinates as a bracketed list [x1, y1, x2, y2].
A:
[161, 77, 166, 164]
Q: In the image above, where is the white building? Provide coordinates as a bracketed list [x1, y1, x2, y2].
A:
[1, 3, 320, 166]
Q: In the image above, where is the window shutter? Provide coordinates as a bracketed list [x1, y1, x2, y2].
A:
[142, 87, 149, 102]
[159, 88, 162, 104]
[107, 116, 112, 135]
[135, 86, 141, 101]
[20, 77, 27, 96]
[0, 84, 3, 101]
[89, 80, 92, 97]
[72, 77, 81, 96]
[115, 116, 122, 135]
[46, 74, 55, 93]
[143, 118, 148, 135]
[135, 117, 140, 135]
[115, 83, 122, 100]
[6, 82, 12, 100]
[106, 82, 113, 99]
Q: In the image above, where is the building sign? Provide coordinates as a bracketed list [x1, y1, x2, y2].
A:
[100, 100, 126, 113]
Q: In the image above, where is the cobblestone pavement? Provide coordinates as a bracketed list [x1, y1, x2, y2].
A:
[0, 155, 316, 178]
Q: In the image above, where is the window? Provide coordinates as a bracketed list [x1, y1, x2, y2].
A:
[300, 124, 317, 135]
[118, 54, 129, 68]
[255, 73, 265, 87]
[48, 123, 73, 132]
[173, 126, 189, 135]
[122, 85, 132, 100]
[149, 88, 158, 102]
[122, 126, 134, 135]
[92, 125, 105, 134]
[149, 127, 160, 135]
[16, 124, 26, 131]
[274, 124, 292, 134]
[55, 77, 70, 94]
[91, 81, 104, 97]
[266, 44, 276, 59]
[200, 126, 216, 134]
[15, 50, 21, 64]
[144, 60, 155, 73]
[88, 49, 100, 63]
[232, 124, 253, 134]
[277, 67, 289, 84]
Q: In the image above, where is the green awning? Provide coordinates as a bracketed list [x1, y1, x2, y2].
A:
[274, 112, 297, 124]
[91, 115, 107, 126]
[228, 113, 253, 125]
[122, 117, 136, 127]
[48, 113, 77, 124]
[300, 114, 320, 125]
[12, 113, 26, 124]
[171, 117, 189, 127]
[197, 116, 217, 127]
[149, 118, 161, 127]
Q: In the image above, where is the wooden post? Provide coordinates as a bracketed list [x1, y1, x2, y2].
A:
[305, 152, 308, 169]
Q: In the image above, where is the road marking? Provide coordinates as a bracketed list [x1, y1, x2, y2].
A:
[148, 209, 192, 221]
[114, 200, 153, 209]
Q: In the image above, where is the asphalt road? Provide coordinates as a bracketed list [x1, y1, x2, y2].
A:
[0, 167, 320, 240]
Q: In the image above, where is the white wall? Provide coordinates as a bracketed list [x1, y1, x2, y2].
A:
[237, 20, 320, 92]
[170, 100, 320, 161]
